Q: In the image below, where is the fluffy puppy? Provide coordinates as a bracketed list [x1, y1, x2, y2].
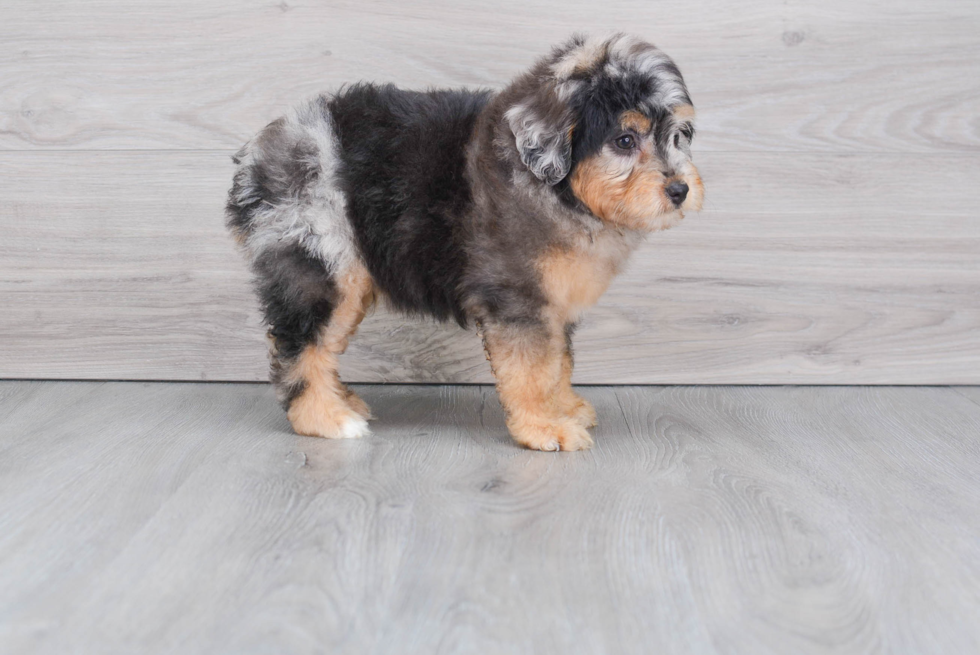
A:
[226, 33, 703, 451]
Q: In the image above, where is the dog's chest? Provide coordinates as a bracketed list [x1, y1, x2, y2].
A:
[537, 231, 636, 318]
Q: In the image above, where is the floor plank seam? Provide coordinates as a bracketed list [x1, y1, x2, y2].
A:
[950, 386, 980, 409]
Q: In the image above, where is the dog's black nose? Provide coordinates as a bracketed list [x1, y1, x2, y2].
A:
[666, 181, 689, 206]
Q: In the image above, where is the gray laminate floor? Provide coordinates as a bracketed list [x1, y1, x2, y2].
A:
[1, 382, 979, 654]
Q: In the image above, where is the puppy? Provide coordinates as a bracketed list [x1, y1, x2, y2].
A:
[226, 33, 703, 451]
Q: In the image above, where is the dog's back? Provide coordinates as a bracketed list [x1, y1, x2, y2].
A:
[327, 84, 492, 323]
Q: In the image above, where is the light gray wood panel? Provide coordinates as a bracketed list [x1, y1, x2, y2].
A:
[3, 0, 978, 384]
[2, 150, 978, 383]
[0, 0, 977, 153]
[2, 382, 980, 653]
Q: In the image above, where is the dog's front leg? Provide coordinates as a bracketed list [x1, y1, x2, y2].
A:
[482, 322, 594, 451]
[557, 323, 597, 428]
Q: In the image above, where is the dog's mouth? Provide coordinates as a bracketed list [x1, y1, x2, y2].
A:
[644, 208, 685, 232]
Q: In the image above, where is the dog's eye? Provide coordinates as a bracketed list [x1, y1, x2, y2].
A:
[614, 134, 635, 150]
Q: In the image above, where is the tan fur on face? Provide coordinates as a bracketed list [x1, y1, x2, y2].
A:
[682, 162, 705, 212]
[285, 263, 376, 438]
[672, 103, 696, 122]
[570, 109, 703, 231]
[552, 36, 610, 79]
[619, 110, 652, 134]
[570, 150, 674, 231]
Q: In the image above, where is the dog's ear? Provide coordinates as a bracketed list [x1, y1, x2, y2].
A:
[504, 97, 574, 186]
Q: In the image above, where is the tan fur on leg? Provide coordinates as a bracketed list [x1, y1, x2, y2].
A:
[557, 347, 597, 428]
[344, 387, 372, 420]
[286, 263, 376, 438]
[536, 244, 626, 430]
[484, 325, 593, 452]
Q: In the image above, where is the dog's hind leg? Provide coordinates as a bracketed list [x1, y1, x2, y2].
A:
[255, 244, 375, 439]
[325, 264, 376, 421]
[284, 263, 375, 438]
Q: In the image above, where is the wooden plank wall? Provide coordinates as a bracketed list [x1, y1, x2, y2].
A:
[1, 0, 978, 383]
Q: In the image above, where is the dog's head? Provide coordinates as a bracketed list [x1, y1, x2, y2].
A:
[504, 34, 703, 231]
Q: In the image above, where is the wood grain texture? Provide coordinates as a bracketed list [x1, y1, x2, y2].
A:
[2, 150, 977, 383]
[1, 381, 980, 653]
[1, 0, 977, 153]
[1, 0, 978, 383]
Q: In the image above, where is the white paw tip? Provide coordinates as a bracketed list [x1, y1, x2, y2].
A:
[339, 416, 371, 439]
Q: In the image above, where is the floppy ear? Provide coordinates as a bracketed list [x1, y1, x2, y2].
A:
[504, 101, 574, 186]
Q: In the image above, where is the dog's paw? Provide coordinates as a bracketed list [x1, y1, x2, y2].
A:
[336, 415, 371, 439]
[344, 388, 373, 420]
[510, 417, 594, 452]
[287, 394, 371, 439]
[292, 412, 371, 440]
[565, 395, 597, 428]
